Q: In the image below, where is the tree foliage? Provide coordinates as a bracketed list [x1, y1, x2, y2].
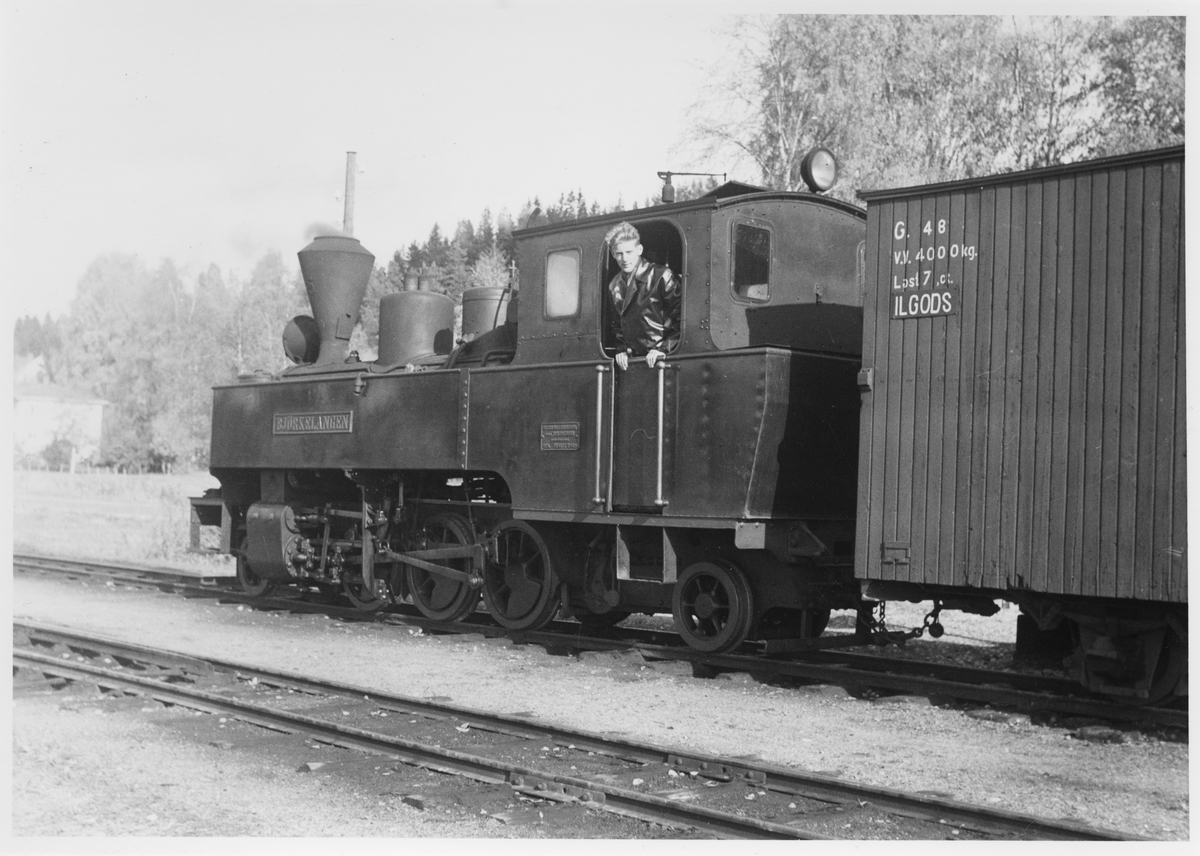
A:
[690, 15, 1185, 197]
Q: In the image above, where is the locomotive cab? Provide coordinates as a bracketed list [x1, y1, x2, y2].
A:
[493, 183, 868, 647]
[512, 184, 866, 365]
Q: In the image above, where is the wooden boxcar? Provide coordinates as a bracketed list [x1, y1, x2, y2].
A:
[855, 147, 1185, 701]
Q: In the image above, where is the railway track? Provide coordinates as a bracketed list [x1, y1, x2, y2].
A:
[13, 620, 1136, 840]
[13, 553, 1187, 729]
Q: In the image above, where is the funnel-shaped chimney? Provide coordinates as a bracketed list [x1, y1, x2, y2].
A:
[297, 235, 374, 365]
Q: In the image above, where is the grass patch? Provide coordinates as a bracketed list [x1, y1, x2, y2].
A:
[12, 470, 234, 574]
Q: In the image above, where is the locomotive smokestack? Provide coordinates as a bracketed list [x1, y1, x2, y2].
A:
[297, 235, 374, 365]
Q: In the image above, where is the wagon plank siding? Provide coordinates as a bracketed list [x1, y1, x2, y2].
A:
[909, 194, 938, 583]
[1064, 175, 1094, 596]
[1027, 179, 1059, 593]
[1099, 169, 1130, 598]
[1134, 163, 1162, 601]
[1046, 177, 1076, 596]
[857, 147, 1184, 605]
[1013, 181, 1042, 591]
[951, 191, 982, 584]
[1161, 161, 1185, 598]
[1080, 172, 1109, 599]
[895, 200, 920, 583]
[860, 203, 882, 578]
[933, 191, 965, 587]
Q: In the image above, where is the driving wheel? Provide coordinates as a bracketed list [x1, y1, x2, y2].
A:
[407, 513, 481, 622]
[672, 560, 754, 653]
[482, 520, 561, 631]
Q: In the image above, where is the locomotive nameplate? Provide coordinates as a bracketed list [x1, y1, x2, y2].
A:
[273, 411, 354, 435]
[540, 422, 580, 451]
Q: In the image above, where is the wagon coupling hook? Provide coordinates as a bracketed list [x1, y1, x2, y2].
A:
[921, 600, 945, 639]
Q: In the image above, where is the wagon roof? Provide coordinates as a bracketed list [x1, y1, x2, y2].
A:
[857, 145, 1184, 203]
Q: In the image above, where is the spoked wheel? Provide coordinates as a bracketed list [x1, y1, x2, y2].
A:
[672, 560, 754, 653]
[482, 520, 561, 631]
[1077, 617, 1187, 705]
[236, 537, 276, 598]
[1123, 622, 1187, 706]
[407, 514, 481, 622]
[342, 567, 402, 613]
[1142, 623, 1188, 705]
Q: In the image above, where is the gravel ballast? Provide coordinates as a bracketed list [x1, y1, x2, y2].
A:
[10, 572, 1189, 840]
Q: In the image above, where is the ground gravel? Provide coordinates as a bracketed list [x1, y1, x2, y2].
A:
[9, 571, 1190, 843]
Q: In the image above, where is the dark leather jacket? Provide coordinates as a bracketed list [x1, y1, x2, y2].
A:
[607, 260, 680, 355]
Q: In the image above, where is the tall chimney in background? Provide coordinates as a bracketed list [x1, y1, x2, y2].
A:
[343, 151, 357, 237]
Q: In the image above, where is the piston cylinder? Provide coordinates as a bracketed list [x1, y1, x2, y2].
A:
[245, 502, 307, 580]
[376, 290, 455, 366]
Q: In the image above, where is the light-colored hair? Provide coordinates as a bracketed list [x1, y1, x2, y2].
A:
[604, 222, 640, 248]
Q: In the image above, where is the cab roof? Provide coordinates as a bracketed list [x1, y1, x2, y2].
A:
[514, 182, 865, 239]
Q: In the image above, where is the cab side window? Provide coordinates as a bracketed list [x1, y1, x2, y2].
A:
[732, 222, 771, 303]
[545, 249, 581, 318]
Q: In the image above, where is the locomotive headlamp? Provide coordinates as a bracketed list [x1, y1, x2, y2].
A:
[283, 315, 321, 364]
[799, 147, 838, 193]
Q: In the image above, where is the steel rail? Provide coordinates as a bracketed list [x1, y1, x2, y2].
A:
[13, 644, 813, 839]
[515, 627, 1189, 729]
[14, 554, 1186, 728]
[14, 620, 1135, 841]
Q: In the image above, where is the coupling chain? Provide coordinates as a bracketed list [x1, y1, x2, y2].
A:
[867, 600, 945, 645]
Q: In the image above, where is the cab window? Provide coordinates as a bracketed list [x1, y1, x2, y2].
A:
[732, 222, 770, 302]
[545, 249, 581, 317]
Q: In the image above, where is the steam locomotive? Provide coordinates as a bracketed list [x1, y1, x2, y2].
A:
[195, 146, 1186, 703]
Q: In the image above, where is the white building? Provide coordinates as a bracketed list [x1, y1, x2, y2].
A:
[13, 357, 107, 469]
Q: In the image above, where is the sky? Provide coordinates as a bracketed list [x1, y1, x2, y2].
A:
[0, 0, 1187, 323]
[0, 0, 747, 320]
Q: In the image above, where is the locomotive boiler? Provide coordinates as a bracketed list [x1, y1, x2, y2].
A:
[203, 154, 867, 653]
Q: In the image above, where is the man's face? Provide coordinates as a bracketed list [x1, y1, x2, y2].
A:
[611, 239, 643, 274]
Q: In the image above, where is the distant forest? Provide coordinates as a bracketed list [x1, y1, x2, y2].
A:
[13, 15, 1184, 473]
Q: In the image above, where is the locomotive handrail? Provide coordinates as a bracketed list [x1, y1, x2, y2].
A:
[594, 363, 608, 506]
[655, 359, 669, 508]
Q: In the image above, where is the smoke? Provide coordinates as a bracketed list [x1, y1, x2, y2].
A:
[303, 222, 344, 241]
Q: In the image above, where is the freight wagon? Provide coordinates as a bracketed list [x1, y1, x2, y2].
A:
[855, 146, 1186, 702]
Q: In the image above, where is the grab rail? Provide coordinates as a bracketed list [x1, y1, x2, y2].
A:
[593, 363, 608, 505]
[655, 360, 669, 507]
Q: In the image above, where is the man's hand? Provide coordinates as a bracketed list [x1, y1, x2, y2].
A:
[615, 352, 630, 370]
[646, 349, 665, 367]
